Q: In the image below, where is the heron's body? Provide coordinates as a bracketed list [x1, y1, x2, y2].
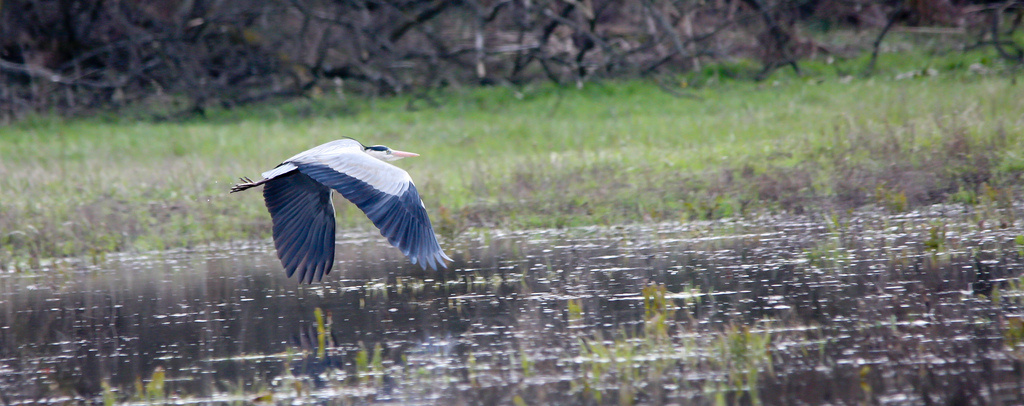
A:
[232, 138, 450, 283]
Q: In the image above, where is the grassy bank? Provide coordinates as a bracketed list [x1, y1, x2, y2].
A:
[1, 46, 1022, 270]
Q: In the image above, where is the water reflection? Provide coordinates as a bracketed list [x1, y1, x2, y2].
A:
[1, 209, 1023, 404]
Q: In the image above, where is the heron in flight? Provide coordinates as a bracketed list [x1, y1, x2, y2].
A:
[231, 138, 451, 283]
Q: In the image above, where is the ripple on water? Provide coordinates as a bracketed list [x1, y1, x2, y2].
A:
[1, 207, 1024, 404]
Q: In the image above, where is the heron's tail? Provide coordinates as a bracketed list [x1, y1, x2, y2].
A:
[230, 177, 268, 193]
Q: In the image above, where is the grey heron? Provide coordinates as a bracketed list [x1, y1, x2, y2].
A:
[231, 138, 451, 283]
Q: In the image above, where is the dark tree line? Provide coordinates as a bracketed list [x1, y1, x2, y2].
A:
[1, 0, 1021, 121]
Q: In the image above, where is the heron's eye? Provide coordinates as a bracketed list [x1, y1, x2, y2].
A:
[386, 149, 392, 155]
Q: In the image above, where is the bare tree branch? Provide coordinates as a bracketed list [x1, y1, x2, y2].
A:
[2, 0, 1001, 119]
[865, 4, 907, 76]
[990, 0, 1024, 66]
[739, 0, 801, 78]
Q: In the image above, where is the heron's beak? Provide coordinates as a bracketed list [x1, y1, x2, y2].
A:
[391, 150, 419, 158]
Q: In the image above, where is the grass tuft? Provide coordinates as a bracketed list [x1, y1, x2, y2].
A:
[1, 44, 1022, 269]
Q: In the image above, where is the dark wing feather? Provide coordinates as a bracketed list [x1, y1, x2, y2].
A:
[297, 163, 450, 270]
[262, 171, 337, 283]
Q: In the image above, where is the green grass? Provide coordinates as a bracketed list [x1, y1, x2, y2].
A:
[1, 42, 1023, 270]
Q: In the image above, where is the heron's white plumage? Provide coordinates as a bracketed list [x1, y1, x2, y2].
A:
[263, 139, 412, 197]
[261, 163, 297, 180]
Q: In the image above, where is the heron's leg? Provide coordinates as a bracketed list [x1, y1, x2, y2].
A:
[230, 177, 269, 193]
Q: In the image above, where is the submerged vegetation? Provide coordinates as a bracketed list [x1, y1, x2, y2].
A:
[4, 206, 1022, 404]
[0, 34, 1023, 272]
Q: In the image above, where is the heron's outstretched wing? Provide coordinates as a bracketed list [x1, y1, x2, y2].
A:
[293, 152, 450, 271]
[263, 170, 336, 283]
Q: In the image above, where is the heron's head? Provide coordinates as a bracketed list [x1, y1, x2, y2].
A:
[363, 144, 419, 162]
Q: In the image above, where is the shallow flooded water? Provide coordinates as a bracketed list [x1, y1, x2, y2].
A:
[2, 207, 1024, 405]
